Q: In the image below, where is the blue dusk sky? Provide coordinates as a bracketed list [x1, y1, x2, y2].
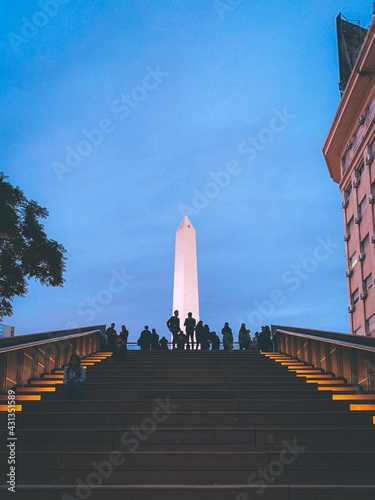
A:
[1, 0, 373, 340]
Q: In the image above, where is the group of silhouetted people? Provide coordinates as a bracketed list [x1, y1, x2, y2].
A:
[64, 321, 273, 399]
[103, 323, 129, 361]
[102, 316, 273, 353]
[137, 325, 169, 350]
[166, 310, 220, 350]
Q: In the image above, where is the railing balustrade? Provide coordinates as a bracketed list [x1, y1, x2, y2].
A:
[0, 326, 105, 392]
[271, 325, 375, 392]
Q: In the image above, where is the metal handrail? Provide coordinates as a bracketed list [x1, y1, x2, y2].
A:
[273, 328, 375, 353]
[0, 330, 103, 354]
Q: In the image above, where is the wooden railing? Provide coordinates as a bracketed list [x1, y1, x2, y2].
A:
[271, 325, 375, 393]
[0, 326, 105, 392]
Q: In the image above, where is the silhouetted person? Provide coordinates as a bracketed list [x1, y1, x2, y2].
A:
[112, 336, 127, 362]
[105, 323, 117, 350]
[167, 310, 180, 349]
[238, 323, 251, 350]
[119, 325, 129, 346]
[184, 312, 196, 349]
[210, 331, 220, 350]
[221, 322, 233, 351]
[258, 326, 272, 352]
[176, 330, 187, 350]
[63, 354, 86, 400]
[159, 336, 169, 350]
[150, 328, 160, 350]
[195, 320, 204, 350]
[138, 326, 152, 350]
[201, 324, 211, 350]
[252, 332, 259, 350]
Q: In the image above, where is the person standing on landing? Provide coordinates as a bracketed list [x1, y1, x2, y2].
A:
[184, 312, 196, 349]
[167, 310, 180, 350]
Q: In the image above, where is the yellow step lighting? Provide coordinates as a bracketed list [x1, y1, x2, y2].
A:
[350, 404, 375, 411]
[288, 369, 322, 373]
[297, 374, 334, 379]
[16, 387, 55, 393]
[306, 379, 345, 385]
[280, 362, 307, 366]
[0, 395, 41, 401]
[30, 380, 63, 385]
[318, 386, 358, 392]
[263, 353, 285, 357]
[271, 358, 294, 361]
[332, 394, 375, 400]
[0, 404, 22, 412]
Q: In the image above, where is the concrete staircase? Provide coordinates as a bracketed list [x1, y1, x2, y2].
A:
[1, 349, 375, 499]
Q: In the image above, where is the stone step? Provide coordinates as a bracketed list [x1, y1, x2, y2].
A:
[2, 450, 374, 471]
[73, 382, 321, 391]
[38, 389, 339, 400]
[11, 469, 375, 485]
[16, 398, 352, 413]
[2, 484, 375, 500]
[10, 411, 373, 428]
[71, 375, 301, 383]
[4, 426, 375, 452]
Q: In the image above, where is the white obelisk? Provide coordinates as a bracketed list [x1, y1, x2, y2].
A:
[172, 216, 200, 330]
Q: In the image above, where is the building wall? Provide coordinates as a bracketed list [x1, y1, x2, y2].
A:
[323, 14, 375, 336]
[0, 324, 15, 337]
[341, 93, 375, 335]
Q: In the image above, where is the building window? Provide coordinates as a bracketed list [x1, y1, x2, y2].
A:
[345, 216, 354, 239]
[349, 252, 358, 270]
[355, 162, 365, 179]
[358, 196, 367, 218]
[366, 141, 375, 165]
[342, 184, 352, 208]
[342, 152, 349, 174]
[351, 288, 360, 304]
[361, 234, 370, 255]
[364, 273, 373, 292]
[366, 315, 375, 336]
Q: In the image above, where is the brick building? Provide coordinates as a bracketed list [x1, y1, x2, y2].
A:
[323, 13, 375, 335]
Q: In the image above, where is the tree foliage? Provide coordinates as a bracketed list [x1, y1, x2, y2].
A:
[0, 173, 66, 318]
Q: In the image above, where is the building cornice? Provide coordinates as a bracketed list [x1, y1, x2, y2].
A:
[323, 14, 375, 183]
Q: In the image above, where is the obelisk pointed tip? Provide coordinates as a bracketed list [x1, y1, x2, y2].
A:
[179, 215, 194, 229]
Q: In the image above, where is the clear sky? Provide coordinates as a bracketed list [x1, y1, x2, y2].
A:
[1, 0, 374, 340]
